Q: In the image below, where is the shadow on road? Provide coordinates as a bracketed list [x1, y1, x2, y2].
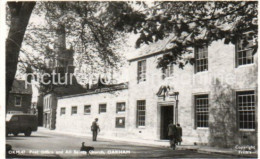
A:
[7, 135, 50, 138]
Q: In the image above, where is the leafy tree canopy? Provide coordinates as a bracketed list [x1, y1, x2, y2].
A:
[114, 1, 258, 69]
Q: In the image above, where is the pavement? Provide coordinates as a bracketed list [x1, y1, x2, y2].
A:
[6, 127, 257, 158]
[38, 127, 258, 158]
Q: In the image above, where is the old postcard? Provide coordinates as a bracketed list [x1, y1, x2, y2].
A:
[4, 1, 258, 158]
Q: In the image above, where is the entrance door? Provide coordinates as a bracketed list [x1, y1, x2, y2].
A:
[160, 105, 173, 140]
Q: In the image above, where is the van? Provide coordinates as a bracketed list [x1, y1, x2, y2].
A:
[6, 114, 38, 136]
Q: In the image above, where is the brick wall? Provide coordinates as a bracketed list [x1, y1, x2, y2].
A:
[7, 93, 32, 113]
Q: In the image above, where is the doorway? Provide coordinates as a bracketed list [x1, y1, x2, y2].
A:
[160, 105, 173, 140]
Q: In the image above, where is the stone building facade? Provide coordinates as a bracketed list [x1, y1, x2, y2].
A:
[56, 83, 128, 136]
[56, 34, 257, 147]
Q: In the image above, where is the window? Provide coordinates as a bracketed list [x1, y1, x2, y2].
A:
[137, 60, 146, 83]
[99, 104, 106, 113]
[84, 105, 91, 115]
[15, 96, 22, 106]
[115, 117, 125, 128]
[137, 100, 146, 127]
[11, 116, 19, 122]
[236, 33, 255, 66]
[195, 45, 208, 73]
[71, 106, 77, 115]
[116, 102, 126, 113]
[60, 108, 66, 115]
[195, 95, 209, 128]
[162, 64, 174, 79]
[237, 91, 255, 130]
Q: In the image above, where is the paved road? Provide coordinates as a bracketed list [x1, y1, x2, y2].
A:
[6, 130, 234, 158]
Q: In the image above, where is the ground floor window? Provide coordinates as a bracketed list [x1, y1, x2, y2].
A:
[15, 96, 22, 106]
[195, 94, 209, 128]
[237, 91, 256, 130]
[116, 102, 126, 113]
[99, 104, 107, 113]
[137, 100, 146, 127]
[71, 106, 77, 115]
[115, 117, 125, 128]
[60, 108, 66, 115]
[84, 105, 91, 115]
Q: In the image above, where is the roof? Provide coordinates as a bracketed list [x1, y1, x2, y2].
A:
[58, 82, 128, 99]
[46, 76, 86, 97]
[9, 80, 32, 95]
[128, 34, 175, 62]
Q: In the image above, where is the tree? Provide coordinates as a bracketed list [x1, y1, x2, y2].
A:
[6, 2, 36, 101]
[6, 1, 135, 98]
[116, 1, 258, 69]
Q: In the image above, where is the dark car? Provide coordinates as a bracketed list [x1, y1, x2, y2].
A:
[6, 114, 38, 136]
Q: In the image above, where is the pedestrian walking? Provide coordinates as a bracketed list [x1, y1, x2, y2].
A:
[91, 118, 100, 141]
[176, 123, 183, 145]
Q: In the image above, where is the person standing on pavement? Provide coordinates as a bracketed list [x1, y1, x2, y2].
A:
[172, 124, 178, 150]
[168, 120, 174, 149]
[176, 123, 183, 145]
[91, 118, 100, 141]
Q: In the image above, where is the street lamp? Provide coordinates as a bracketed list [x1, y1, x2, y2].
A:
[174, 92, 179, 124]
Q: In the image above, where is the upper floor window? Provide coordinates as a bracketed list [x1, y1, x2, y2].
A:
[162, 64, 174, 79]
[60, 108, 66, 116]
[137, 100, 146, 127]
[236, 32, 256, 66]
[237, 91, 256, 130]
[71, 106, 77, 115]
[99, 104, 107, 113]
[15, 96, 22, 107]
[137, 60, 146, 83]
[195, 94, 209, 128]
[116, 102, 126, 113]
[195, 45, 208, 73]
[84, 105, 91, 115]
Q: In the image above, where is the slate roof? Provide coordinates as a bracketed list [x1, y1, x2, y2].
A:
[128, 34, 175, 62]
[9, 80, 32, 95]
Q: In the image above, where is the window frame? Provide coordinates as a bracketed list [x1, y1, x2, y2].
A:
[162, 63, 174, 79]
[194, 45, 208, 73]
[137, 60, 146, 83]
[71, 106, 77, 115]
[136, 100, 146, 127]
[236, 90, 256, 131]
[194, 94, 209, 128]
[235, 32, 255, 67]
[116, 102, 126, 113]
[15, 96, 22, 107]
[60, 107, 66, 116]
[99, 104, 107, 114]
[115, 117, 125, 128]
[84, 105, 91, 115]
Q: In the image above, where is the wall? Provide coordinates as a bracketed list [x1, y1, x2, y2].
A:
[55, 39, 257, 147]
[56, 89, 128, 137]
[7, 93, 32, 113]
[127, 39, 257, 146]
[43, 93, 57, 129]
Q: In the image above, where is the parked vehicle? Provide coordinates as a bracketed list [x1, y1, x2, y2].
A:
[6, 114, 38, 136]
